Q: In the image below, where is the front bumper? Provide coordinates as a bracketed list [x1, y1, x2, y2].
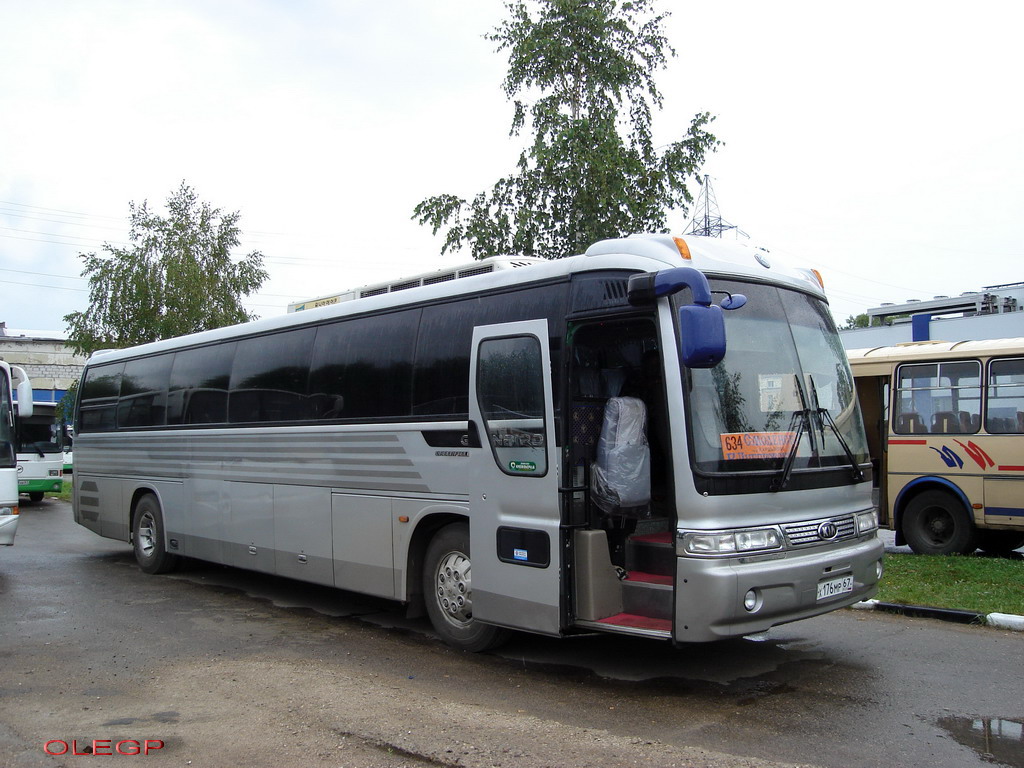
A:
[675, 535, 884, 642]
[0, 513, 19, 546]
[18, 478, 64, 494]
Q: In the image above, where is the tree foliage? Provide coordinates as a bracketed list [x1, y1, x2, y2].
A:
[55, 380, 77, 425]
[64, 182, 268, 356]
[838, 313, 884, 330]
[413, 0, 718, 259]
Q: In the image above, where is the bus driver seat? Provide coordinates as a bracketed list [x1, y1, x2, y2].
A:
[591, 396, 651, 516]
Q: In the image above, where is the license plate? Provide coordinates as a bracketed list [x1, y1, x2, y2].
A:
[817, 574, 854, 601]
[18, 479, 27, 486]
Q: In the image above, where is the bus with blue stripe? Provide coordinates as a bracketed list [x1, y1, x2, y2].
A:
[849, 338, 1024, 555]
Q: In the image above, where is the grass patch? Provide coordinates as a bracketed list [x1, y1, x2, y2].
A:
[877, 553, 1024, 616]
[57, 482, 73, 502]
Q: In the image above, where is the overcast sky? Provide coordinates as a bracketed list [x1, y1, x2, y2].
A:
[2, 0, 1022, 333]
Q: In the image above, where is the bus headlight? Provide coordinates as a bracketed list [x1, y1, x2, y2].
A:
[855, 510, 878, 535]
[0, 506, 17, 517]
[682, 527, 783, 556]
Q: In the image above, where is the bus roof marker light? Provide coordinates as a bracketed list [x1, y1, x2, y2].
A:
[673, 237, 692, 260]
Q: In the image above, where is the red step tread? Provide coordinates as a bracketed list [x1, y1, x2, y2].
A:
[630, 532, 673, 545]
[625, 571, 673, 586]
[596, 613, 672, 632]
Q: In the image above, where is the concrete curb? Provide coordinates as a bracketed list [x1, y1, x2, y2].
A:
[851, 599, 1024, 631]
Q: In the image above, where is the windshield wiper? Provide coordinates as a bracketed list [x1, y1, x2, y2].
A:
[807, 375, 864, 482]
[771, 408, 808, 492]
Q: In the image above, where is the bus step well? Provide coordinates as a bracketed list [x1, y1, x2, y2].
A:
[585, 531, 675, 636]
[625, 531, 674, 575]
[621, 531, 674, 621]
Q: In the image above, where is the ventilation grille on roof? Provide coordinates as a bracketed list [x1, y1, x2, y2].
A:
[292, 257, 544, 311]
[457, 265, 494, 279]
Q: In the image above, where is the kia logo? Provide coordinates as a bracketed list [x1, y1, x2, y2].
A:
[817, 522, 839, 540]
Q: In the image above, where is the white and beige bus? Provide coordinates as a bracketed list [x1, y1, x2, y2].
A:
[849, 338, 1024, 555]
[73, 234, 882, 650]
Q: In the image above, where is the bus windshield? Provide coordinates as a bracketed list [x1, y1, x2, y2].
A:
[683, 279, 868, 478]
[18, 418, 63, 456]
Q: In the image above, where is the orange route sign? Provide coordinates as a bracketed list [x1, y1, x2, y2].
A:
[720, 431, 797, 460]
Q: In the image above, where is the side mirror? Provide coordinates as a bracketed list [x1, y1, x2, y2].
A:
[13, 366, 33, 418]
[627, 267, 745, 369]
[678, 304, 726, 368]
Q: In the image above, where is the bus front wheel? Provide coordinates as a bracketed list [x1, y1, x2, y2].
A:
[423, 523, 509, 652]
[132, 495, 180, 575]
[902, 490, 977, 555]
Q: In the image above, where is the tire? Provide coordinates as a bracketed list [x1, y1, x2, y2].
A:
[977, 530, 1024, 556]
[28, 492, 44, 502]
[901, 490, 977, 555]
[132, 494, 180, 574]
[423, 523, 509, 652]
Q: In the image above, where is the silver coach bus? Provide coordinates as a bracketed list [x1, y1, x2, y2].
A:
[73, 234, 883, 650]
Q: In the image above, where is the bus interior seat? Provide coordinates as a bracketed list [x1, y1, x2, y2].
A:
[932, 411, 959, 433]
[309, 394, 345, 419]
[959, 411, 978, 433]
[895, 412, 927, 434]
[989, 416, 1016, 434]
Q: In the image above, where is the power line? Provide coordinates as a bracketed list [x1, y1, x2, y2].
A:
[0, 276, 87, 292]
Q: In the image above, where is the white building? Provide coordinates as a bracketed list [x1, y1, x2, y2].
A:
[0, 324, 87, 403]
[839, 282, 1024, 349]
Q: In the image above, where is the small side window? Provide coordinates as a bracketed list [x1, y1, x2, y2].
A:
[477, 335, 547, 477]
[987, 358, 1024, 434]
[78, 362, 124, 433]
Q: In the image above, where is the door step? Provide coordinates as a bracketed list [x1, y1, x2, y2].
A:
[596, 612, 671, 632]
[575, 613, 672, 639]
[574, 528, 677, 639]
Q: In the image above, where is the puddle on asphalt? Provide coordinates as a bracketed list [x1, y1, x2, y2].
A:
[938, 716, 1024, 767]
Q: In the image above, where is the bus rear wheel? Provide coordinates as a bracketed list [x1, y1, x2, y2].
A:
[902, 490, 977, 555]
[28, 492, 44, 502]
[423, 523, 508, 652]
[132, 494, 180, 574]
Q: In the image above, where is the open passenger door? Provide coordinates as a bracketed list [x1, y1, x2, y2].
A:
[468, 320, 562, 636]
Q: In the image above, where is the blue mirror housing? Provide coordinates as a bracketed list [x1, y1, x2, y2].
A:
[720, 293, 747, 310]
[627, 266, 735, 368]
[678, 304, 726, 368]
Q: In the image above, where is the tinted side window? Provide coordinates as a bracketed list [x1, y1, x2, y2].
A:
[167, 343, 236, 425]
[229, 328, 316, 423]
[412, 285, 567, 418]
[414, 299, 479, 417]
[78, 362, 124, 433]
[309, 310, 418, 420]
[119, 354, 173, 428]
